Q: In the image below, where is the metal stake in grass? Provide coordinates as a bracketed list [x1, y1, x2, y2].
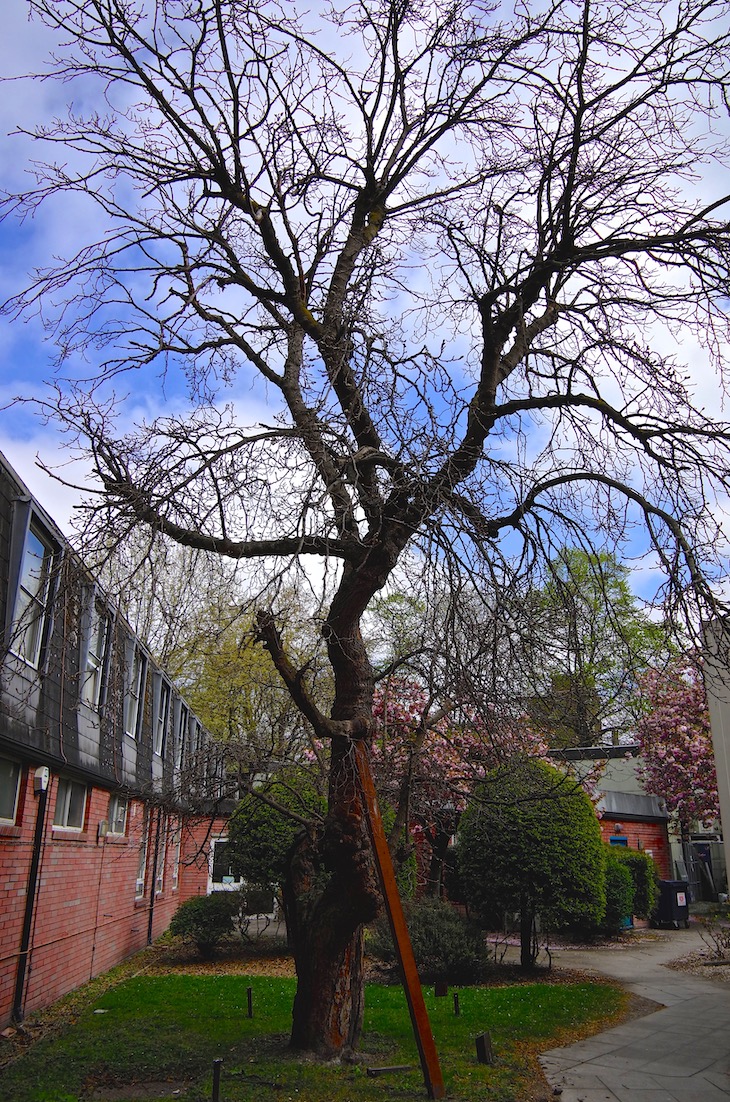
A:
[211, 1057, 223, 1102]
[247, 986, 253, 1018]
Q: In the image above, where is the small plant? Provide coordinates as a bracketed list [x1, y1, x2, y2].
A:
[369, 897, 489, 984]
[168, 891, 242, 957]
[697, 908, 730, 960]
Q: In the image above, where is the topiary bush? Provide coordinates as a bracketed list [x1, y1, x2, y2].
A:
[611, 847, 659, 918]
[600, 846, 635, 936]
[368, 897, 489, 984]
[168, 891, 242, 957]
[457, 759, 605, 965]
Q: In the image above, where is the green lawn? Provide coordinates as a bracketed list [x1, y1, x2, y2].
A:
[0, 973, 624, 1102]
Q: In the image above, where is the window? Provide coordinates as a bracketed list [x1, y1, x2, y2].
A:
[136, 807, 149, 897]
[209, 838, 243, 890]
[155, 813, 167, 894]
[124, 645, 148, 739]
[108, 793, 128, 836]
[0, 758, 21, 824]
[81, 603, 110, 709]
[154, 680, 171, 757]
[171, 821, 182, 891]
[11, 524, 55, 667]
[53, 778, 87, 830]
[174, 704, 188, 770]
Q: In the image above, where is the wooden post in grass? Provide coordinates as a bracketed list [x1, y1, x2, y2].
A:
[354, 741, 445, 1100]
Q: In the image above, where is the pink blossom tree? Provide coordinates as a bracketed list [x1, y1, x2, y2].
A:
[370, 676, 548, 895]
[637, 660, 719, 838]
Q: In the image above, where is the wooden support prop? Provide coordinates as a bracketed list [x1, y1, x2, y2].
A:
[354, 741, 445, 1100]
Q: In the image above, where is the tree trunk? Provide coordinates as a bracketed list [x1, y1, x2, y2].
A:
[284, 736, 381, 1057]
[520, 895, 536, 969]
[279, 558, 399, 1057]
[425, 819, 453, 898]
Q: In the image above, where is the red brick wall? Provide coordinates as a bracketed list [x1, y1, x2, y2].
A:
[0, 766, 222, 1029]
[599, 816, 672, 879]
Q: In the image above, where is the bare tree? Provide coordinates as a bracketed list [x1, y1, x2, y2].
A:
[4, 0, 730, 1059]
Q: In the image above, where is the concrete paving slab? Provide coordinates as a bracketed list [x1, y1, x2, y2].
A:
[540, 926, 730, 1101]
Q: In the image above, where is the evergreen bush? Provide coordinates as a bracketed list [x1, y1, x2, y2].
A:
[600, 847, 635, 936]
[168, 891, 242, 957]
[369, 897, 489, 983]
[612, 847, 659, 918]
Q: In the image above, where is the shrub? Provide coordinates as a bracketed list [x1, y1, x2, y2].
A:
[611, 847, 659, 918]
[457, 760, 605, 965]
[368, 897, 489, 984]
[168, 891, 241, 957]
[600, 847, 635, 936]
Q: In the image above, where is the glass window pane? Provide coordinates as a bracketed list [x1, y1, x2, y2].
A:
[18, 530, 49, 599]
[0, 759, 21, 822]
[54, 778, 86, 829]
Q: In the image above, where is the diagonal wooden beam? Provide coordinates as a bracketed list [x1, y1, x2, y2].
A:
[354, 740, 446, 1100]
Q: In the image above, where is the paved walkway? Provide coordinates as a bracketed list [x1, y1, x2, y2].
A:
[539, 925, 730, 1101]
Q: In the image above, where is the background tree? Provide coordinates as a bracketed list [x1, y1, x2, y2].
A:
[457, 759, 606, 966]
[525, 551, 670, 747]
[637, 658, 719, 838]
[5, 0, 730, 1059]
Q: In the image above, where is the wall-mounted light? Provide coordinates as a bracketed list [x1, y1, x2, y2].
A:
[33, 766, 50, 795]
[613, 822, 623, 834]
[97, 819, 109, 841]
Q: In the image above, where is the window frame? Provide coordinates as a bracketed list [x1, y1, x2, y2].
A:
[154, 813, 167, 895]
[174, 702, 188, 771]
[0, 757, 22, 826]
[170, 819, 182, 892]
[9, 520, 56, 669]
[53, 777, 87, 831]
[153, 679, 172, 758]
[124, 644, 148, 740]
[108, 793, 128, 836]
[136, 806, 149, 898]
[208, 837, 244, 892]
[80, 598, 111, 710]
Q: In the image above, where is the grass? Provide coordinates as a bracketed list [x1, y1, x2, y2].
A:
[0, 970, 625, 1102]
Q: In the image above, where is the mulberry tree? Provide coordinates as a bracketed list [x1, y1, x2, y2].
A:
[4, 0, 730, 1061]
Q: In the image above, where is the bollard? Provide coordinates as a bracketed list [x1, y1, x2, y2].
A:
[211, 1057, 223, 1102]
[247, 986, 253, 1018]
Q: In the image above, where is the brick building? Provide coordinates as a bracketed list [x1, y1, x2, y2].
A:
[0, 451, 231, 1029]
[553, 745, 673, 879]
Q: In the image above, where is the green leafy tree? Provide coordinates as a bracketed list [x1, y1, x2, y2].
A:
[226, 777, 326, 895]
[527, 551, 669, 747]
[458, 760, 605, 966]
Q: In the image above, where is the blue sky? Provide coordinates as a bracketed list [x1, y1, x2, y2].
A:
[0, 0, 728, 610]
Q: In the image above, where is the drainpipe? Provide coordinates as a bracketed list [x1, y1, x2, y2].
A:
[13, 767, 51, 1024]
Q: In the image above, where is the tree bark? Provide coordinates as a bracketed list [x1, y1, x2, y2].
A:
[520, 895, 536, 969]
[284, 737, 381, 1056]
